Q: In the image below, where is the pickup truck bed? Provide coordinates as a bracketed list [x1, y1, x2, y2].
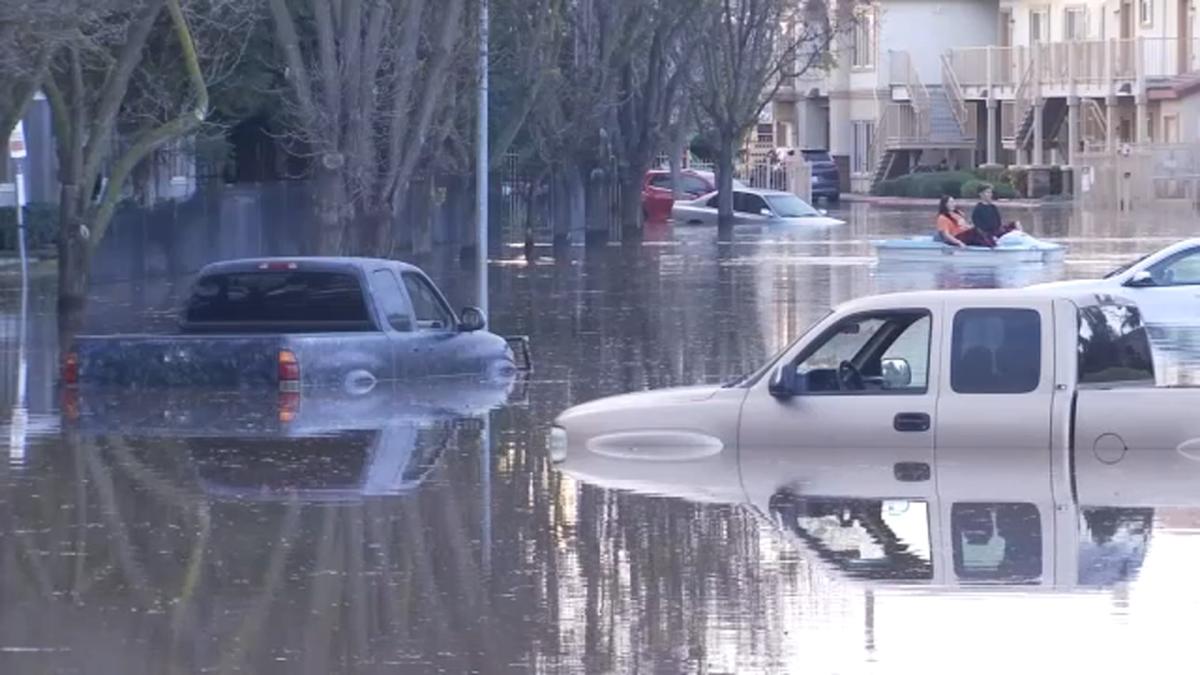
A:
[66, 257, 525, 389]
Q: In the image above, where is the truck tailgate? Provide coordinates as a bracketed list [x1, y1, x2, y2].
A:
[74, 335, 282, 387]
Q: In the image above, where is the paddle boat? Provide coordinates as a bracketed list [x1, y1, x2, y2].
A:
[873, 231, 1066, 264]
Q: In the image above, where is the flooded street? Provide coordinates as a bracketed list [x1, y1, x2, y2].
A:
[1, 204, 1199, 673]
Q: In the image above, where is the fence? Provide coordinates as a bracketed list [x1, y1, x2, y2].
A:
[737, 160, 813, 202]
[1075, 143, 1200, 213]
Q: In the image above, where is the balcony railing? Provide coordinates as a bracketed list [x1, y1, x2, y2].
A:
[947, 38, 1200, 93]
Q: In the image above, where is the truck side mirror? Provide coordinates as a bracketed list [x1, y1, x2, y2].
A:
[1125, 270, 1157, 288]
[459, 307, 487, 332]
[881, 357, 912, 389]
[769, 364, 798, 399]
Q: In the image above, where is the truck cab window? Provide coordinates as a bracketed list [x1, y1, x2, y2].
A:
[793, 311, 931, 394]
[369, 270, 413, 332]
[951, 308, 1041, 394]
[185, 271, 371, 330]
[402, 273, 455, 330]
[1078, 303, 1155, 385]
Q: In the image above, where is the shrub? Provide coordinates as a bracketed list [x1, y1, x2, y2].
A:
[872, 168, 1020, 200]
[871, 170, 977, 198]
[0, 203, 57, 251]
[961, 179, 1017, 200]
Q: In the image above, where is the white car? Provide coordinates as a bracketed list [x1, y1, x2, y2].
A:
[1032, 237, 1200, 326]
[670, 187, 845, 226]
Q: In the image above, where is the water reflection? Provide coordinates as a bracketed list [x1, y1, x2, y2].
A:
[1, 204, 1199, 672]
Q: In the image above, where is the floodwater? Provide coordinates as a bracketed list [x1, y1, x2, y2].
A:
[0, 203, 1198, 673]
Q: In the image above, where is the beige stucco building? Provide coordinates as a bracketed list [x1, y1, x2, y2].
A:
[761, 0, 1200, 194]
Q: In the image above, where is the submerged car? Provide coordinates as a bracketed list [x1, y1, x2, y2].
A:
[670, 187, 845, 226]
[641, 169, 748, 222]
[798, 148, 841, 204]
[63, 257, 531, 390]
[1031, 236, 1200, 326]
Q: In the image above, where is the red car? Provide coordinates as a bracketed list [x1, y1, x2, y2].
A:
[641, 169, 721, 222]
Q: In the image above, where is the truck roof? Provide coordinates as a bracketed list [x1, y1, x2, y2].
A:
[835, 286, 1139, 314]
[197, 256, 425, 276]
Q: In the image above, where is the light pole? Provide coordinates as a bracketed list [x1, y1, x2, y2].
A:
[476, 0, 492, 577]
[476, 0, 489, 316]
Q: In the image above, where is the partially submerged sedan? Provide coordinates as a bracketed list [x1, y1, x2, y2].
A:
[1032, 236, 1200, 326]
[671, 187, 845, 226]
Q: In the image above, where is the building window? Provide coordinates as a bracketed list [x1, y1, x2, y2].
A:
[1139, 0, 1153, 26]
[852, 120, 874, 174]
[756, 123, 775, 144]
[1064, 7, 1087, 40]
[1029, 9, 1049, 43]
[852, 8, 876, 69]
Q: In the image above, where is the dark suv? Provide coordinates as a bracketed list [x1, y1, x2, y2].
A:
[801, 149, 840, 204]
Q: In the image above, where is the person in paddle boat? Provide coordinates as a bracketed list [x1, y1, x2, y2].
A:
[971, 183, 1021, 240]
[936, 195, 994, 248]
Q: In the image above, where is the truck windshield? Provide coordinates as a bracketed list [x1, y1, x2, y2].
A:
[185, 271, 373, 330]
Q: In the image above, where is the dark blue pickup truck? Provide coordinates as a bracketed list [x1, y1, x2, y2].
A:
[63, 257, 529, 390]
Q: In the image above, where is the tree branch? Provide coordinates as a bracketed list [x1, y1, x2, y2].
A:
[80, 0, 164, 201]
[88, 0, 209, 249]
[268, 0, 323, 134]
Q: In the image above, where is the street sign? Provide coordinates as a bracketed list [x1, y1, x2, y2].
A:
[8, 121, 26, 159]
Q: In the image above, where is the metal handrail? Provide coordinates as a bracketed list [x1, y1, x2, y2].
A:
[940, 53, 973, 135]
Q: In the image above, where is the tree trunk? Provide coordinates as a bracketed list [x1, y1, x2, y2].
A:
[57, 184, 90, 317]
[313, 166, 346, 255]
[716, 139, 736, 242]
[584, 168, 610, 246]
[619, 165, 644, 242]
[669, 130, 686, 200]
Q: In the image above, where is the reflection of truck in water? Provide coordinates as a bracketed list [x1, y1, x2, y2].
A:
[64, 375, 518, 502]
[63, 258, 527, 390]
[551, 287, 1200, 588]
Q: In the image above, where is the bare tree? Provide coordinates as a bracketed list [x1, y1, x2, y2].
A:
[523, 0, 649, 242]
[691, 0, 843, 235]
[44, 0, 210, 314]
[609, 0, 700, 238]
[0, 2, 91, 180]
[267, 0, 469, 256]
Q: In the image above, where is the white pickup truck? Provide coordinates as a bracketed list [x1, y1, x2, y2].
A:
[551, 287, 1200, 506]
[550, 287, 1200, 588]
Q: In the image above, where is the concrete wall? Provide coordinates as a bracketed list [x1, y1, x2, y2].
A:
[880, 0, 1000, 84]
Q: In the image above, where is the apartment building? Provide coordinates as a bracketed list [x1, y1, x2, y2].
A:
[765, 0, 1200, 194]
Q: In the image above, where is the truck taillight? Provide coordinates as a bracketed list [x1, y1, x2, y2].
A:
[278, 350, 300, 390]
[62, 352, 79, 386]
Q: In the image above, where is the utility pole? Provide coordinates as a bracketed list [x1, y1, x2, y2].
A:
[476, 0, 492, 579]
[476, 0, 489, 317]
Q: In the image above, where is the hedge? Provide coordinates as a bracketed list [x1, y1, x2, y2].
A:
[0, 203, 58, 251]
[872, 169, 1018, 199]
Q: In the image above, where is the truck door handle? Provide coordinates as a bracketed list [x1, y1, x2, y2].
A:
[894, 413, 931, 432]
[894, 462, 931, 482]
